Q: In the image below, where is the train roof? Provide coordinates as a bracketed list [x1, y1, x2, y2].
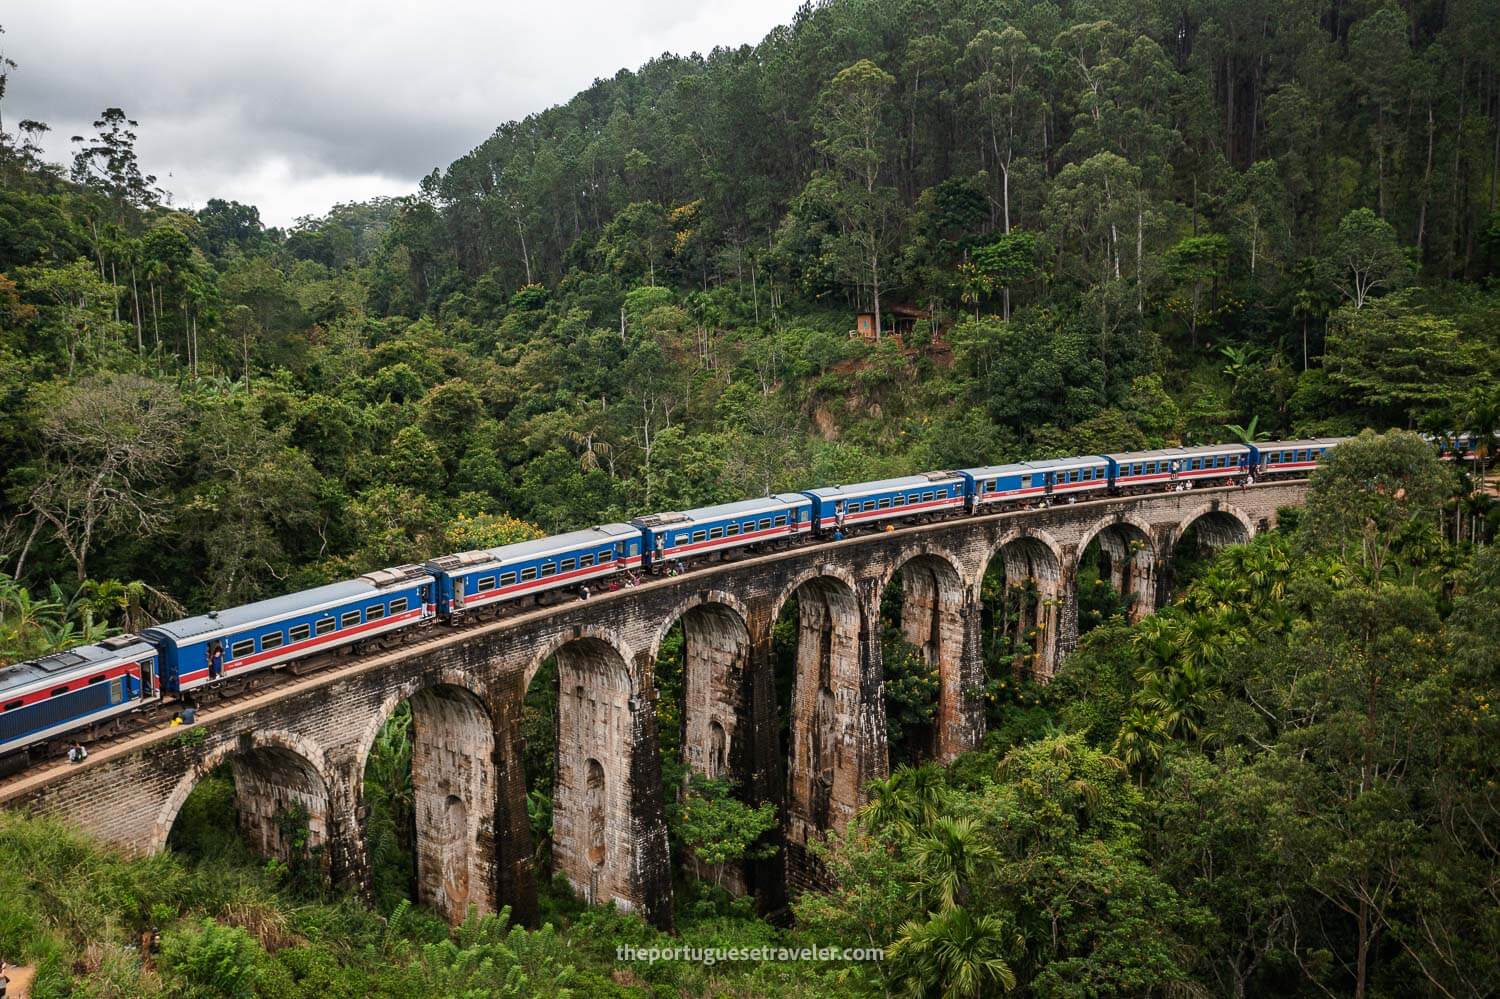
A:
[428, 524, 640, 575]
[632, 494, 808, 530]
[1260, 437, 1347, 450]
[146, 566, 432, 644]
[1108, 444, 1249, 463]
[803, 471, 963, 500]
[1021, 455, 1109, 471]
[0, 634, 158, 698]
[959, 462, 1037, 479]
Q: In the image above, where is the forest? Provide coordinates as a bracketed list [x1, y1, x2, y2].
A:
[0, 0, 1498, 994]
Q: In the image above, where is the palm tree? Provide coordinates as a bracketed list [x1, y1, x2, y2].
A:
[1224, 415, 1271, 444]
[862, 764, 950, 840]
[890, 905, 1019, 998]
[911, 816, 997, 912]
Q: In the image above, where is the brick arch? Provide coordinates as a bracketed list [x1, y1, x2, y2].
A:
[353, 669, 498, 779]
[974, 528, 1067, 598]
[976, 530, 1068, 679]
[1169, 501, 1255, 550]
[524, 626, 634, 693]
[876, 548, 971, 764]
[769, 565, 863, 632]
[647, 589, 752, 663]
[546, 633, 664, 916]
[349, 673, 500, 924]
[873, 545, 966, 597]
[151, 728, 331, 853]
[1074, 512, 1158, 561]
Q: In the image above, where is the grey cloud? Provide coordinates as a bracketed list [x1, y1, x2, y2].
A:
[2, 0, 799, 225]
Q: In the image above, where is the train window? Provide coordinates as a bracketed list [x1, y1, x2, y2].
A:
[290, 624, 312, 643]
[760, 518, 772, 531]
[599, 550, 613, 562]
[87, 673, 106, 684]
[315, 618, 335, 636]
[500, 571, 518, 586]
[540, 563, 557, 578]
[893, 493, 906, 505]
[579, 554, 595, 568]
[390, 598, 408, 615]
[477, 576, 496, 592]
[341, 610, 362, 629]
[677, 532, 690, 545]
[367, 605, 386, 621]
[560, 559, 576, 573]
[877, 497, 890, 509]
[520, 567, 538, 581]
[51, 685, 71, 697]
[709, 527, 723, 539]
[232, 638, 256, 657]
[692, 530, 707, 543]
[261, 632, 284, 651]
[774, 515, 788, 527]
[2, 700, 21, 712]
[727, 522, 741, 535]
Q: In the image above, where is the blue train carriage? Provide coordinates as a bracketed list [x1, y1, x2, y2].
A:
[425, 524, 642, 616]
[803, 472, 966, 533]
[144, 565, 435, 695]
[1256, 437, 1344, 479]
[634, 494, 812, 571]
[0, 634, 160, 756]
[1019, 456, 1111, 499]
[958, 462, 1050, 511]
[1106, 444, 1251, 492]
[1423, 431, 1479, 462]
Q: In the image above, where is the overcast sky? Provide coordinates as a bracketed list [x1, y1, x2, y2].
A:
[2, 0, 803, 227]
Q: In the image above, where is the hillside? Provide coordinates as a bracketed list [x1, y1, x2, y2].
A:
[1, 0, 1500, 995]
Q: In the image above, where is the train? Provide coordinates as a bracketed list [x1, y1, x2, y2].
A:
[0, 433, 1481, 766]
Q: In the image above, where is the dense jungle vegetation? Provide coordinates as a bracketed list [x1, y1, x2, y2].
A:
[2, 0, 1500, 994]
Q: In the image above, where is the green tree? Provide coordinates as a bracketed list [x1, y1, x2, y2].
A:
[814, 59, 897, 337]
[1327, 207, 1412, 310]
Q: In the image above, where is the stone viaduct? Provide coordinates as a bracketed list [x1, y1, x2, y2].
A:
[0, 482, 1305, 929]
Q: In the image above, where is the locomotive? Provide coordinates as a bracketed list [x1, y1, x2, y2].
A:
[0, 433, 1468, 766]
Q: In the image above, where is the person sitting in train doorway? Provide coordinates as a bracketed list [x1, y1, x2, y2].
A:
[834, 501, 847, 531]
[67, 741, 87, 764]
[208, 641, 224, 684]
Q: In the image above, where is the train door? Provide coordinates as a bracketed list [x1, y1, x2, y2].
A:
[452, 575, 466, 613]
[139, 658, 155, 700]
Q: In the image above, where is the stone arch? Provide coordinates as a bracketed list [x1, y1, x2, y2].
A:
[647, 589, 752, 662]
[878, 549, 972, 763]
[351, 672, 501, 925]
[769, 564, 863, 633]
[525, 626, 635, 694]
[549, 636, 667, 917]
[979, 531, 1067, 679]
[777, 572, 878, 870]
[406, 683, 497, 923]
[152, 729, 332, 861]
[1170, 502, 1255, 550]
[1075, 514, 1160, 624]
[353, 669, 498, 779]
